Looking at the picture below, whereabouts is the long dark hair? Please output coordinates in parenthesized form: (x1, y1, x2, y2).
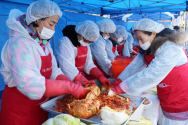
(62, 25, 81, 47)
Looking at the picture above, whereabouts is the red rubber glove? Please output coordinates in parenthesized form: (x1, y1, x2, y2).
(113, 78, 122, 86)
(99, 76, 111, 87)
(82, 81, 96, 87)
(115, 55, 132, 60)
(74, 81, 83, 86)
(133, 46, 140, 53)
(73, 73, 88, 83)
(90, 67, 111, 87)
(131, 50, 138, 55)
(56, 75, 72, 82)
(75, 80, 96, 87)
(44, 79, 87, 99)
(112, 85, 125, 94)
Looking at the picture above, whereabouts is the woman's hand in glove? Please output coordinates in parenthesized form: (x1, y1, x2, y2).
(99, 76, 111, 87)
(113, 78, 122, 86)
(82, 81, 96, 87)
(112, 85, 125, 94)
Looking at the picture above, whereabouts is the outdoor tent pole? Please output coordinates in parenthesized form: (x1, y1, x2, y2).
(101, 7, 103, 17)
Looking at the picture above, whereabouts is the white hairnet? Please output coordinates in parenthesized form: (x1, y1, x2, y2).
(160, 22, 173, 30)
(97, 19, 116, 33)
(132, 18, 164, 33)
(75, 20, 99, 41)
(26, 0, 62, 25)
(114, 25, 128, 39)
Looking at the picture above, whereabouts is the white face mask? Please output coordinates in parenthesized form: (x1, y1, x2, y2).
(37, 21, 55, 40)
(117, 37, 123, 43)
(103, 35, 110, 40)
(78, 40, 90, 46)
(140, 41, 151, 50)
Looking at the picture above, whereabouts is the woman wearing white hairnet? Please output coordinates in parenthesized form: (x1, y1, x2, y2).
(105, 25, 132, 60)
(111, 18, 188, 125)
(116, 31, 138, 58)
(56, 21, 111, 87)
(90, 19, 116, 77)
(0, 1, 88, 125)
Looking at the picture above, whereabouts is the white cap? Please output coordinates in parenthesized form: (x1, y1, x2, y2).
(26, 0, 62, 25)
(75, 20, 99, 42)
(132, 18, 164, 33)
(97, 19, 116, 33)
(114, 25, 128, 39)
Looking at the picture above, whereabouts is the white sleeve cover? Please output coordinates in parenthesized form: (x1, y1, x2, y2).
(118, 53, 146, 81)
(120, 41, 187, 96)
(83, 46, 96, 74)
(126, 33, 134, 53)
(90, 35, 112, 75)
(56, 37, 79, 80)
(105, 39, 116, 61)
(122, 41, 131, 57)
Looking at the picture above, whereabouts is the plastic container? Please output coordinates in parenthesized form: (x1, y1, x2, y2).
(109, 59, 132, 78)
